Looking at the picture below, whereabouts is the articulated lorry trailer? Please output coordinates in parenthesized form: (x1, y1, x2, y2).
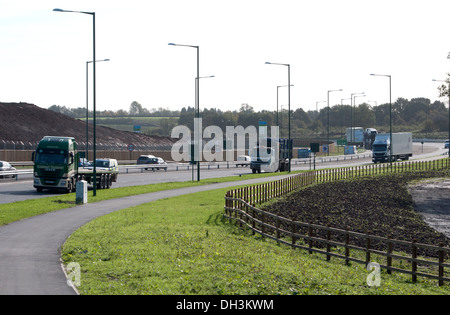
(372, 132, 413, 163)
(32, 136, 118, 193)
(346, 127, 364, 147)
(250, 138, 292, 173)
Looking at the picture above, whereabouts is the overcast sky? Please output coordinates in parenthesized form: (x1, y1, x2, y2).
(1, 0, 449, 115)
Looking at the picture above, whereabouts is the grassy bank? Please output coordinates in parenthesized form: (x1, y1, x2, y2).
(61, 179, 449, 295)
(0, 171, 292, 226)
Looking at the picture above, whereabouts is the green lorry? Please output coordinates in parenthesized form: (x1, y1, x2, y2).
(32, 136, 118, 193)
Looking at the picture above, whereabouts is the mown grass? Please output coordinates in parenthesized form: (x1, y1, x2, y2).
(0, 171, 293, 226)
(61, 185, 449, 295)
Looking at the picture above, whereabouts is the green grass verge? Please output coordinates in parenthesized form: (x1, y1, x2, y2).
(61, 187, 449, 295)
(0, 171, 294, 226)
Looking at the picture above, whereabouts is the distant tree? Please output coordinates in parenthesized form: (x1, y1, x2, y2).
(437, 73, 450, 98)
(129, 101, 142, 116)
(355, 103, 375, 127)
(239, 103, 254, 113)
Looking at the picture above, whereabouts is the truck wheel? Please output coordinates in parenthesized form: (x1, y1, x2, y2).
(106, 174, 111, 188)
(97, 176, 103, 190)
(66, 179, 73, 193)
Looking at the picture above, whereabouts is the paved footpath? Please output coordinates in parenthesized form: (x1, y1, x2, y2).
(0, 175, 290, 295)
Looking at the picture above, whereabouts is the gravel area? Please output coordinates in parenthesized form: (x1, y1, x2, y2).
(409, 178, 450, 239)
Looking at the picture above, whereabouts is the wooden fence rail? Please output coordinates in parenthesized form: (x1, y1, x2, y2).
(224, 158, 450, 286)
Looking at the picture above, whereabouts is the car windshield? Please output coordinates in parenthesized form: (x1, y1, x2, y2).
(0, 162, 3, 167)
(35, 149, 68, 164)
(372, 144, 386, 152)
(95, 160, 109, 167)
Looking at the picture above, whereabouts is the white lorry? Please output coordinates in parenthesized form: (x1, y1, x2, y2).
(346, 127, 364, 147)
(372, 132, 413, 163)
(250, 138, 292, 173)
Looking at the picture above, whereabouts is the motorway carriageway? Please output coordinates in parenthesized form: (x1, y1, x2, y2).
(0, 142, 446, 205)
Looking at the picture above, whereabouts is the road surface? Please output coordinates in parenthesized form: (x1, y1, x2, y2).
(0, 142, 445, 204)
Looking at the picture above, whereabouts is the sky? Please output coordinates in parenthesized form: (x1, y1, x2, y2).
(1, 0, 450, 115)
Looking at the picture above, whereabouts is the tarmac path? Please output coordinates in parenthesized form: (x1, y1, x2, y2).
(0, 174, 291, 295)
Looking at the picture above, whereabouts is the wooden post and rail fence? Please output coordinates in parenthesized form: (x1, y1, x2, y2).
(224, 158, 450, 286)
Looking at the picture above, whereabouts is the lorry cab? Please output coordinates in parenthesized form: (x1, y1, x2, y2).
(372, 138, 389, 162)
(372, 133, 412, 163)
(249, 137, 291, 173)
(33, 136, 78, 192)
(250, 146, 279, 173)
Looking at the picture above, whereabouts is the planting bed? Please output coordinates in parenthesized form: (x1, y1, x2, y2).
(261, 170, 450, 257)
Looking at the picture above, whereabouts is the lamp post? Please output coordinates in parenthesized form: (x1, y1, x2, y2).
(327, 89, 343, 156)
(193, 75, 214, 181)
(448, 53, 450, 157)
(169, 43, 201, 181)
(86, 58, 109, 161)
(316, 100, 326, 138)
(341, 98, 351, 139)
(54, 8, 99, 195)
(353, 93, 366, 136)
(371, 73, 392, 165)
(277, 85, 294, 127)
(350, 92, 365, 144)
(266, 62, 291, 172)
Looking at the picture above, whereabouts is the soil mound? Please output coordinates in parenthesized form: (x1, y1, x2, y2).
(0, 102, 175, 148)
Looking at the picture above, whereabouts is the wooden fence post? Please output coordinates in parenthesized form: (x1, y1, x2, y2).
(366, 233, 371, 264)
(412, 239, 417, 283)
(291, 220, 297, 249)
(308, 222, 313, 254)
(387, 234, 393, 275)
(252, 207, 256, 235)
(439, 243, 444, 286)
(261, 212, 265, 240)
(326, 225, 331, 261)
(345, 230, 350, 265)
(276, 216, 281, 242)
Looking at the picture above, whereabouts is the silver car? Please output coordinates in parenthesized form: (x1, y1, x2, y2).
(0, 161, 16, 178)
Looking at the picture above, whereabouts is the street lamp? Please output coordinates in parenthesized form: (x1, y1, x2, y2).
(353, 93, 366, 140)
(54, 8, 99, 195)
(316, 100, 326, 138)
(86, 58, 109, 160)
(371, 73, 392, 165)
(169, 43, 201, 181)
(327, 89, 343, 156)
(341, 98, 351, 139)
(350, 92, 364, 144)
(266, 62, 291, 172)
(277, 85, 294, 127)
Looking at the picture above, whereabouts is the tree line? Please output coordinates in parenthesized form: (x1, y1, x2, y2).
(49, 97, 449, 139)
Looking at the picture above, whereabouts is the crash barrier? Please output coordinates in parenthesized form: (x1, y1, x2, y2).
(224, 158, 450, 286)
